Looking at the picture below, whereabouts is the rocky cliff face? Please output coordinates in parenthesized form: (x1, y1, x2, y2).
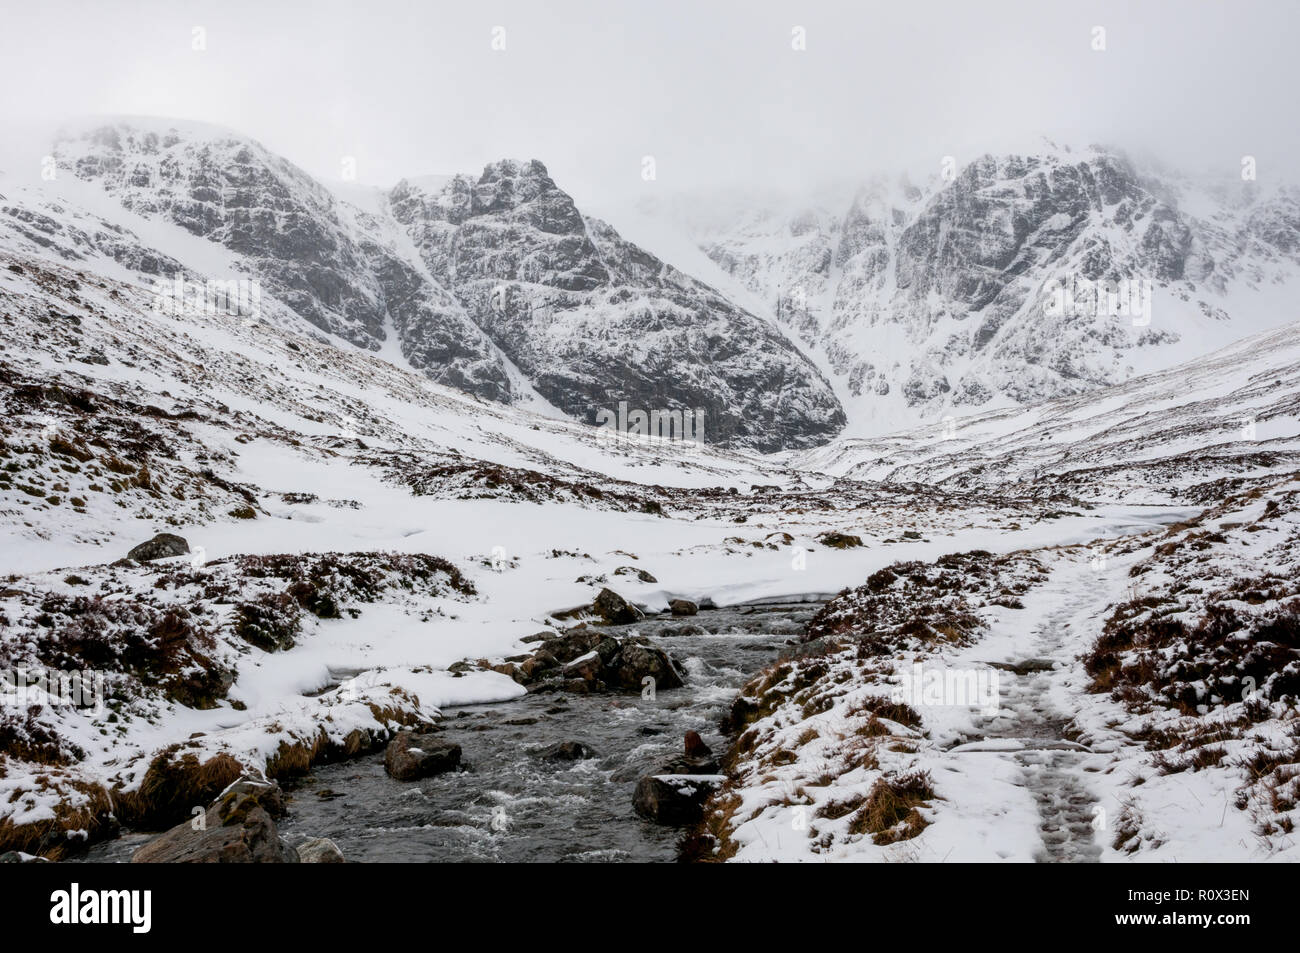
(33, 122, 845, 451)
(388, 159, 845, 451)
(49, 120, 515, 401)
(685, 145, 1300, 431)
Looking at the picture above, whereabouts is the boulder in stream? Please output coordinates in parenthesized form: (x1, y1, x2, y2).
(384, 731, 462, 781)
(632, 733, 725, 825)
(503, 625, 684, 695)
(296, 836, 346, 863)
(633, 775, 725, 825)
(535, 741, 599, 761)
(132, 778, 298, 863)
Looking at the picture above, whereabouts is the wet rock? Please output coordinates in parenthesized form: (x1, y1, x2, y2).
(384, 731, 462, 781)
(668, 599, 699, 616)
(538, 628, 604, 664)
(132, 779, 297, 863)
(593, 588, 646, 625)
(535, 741, 599, 761)
(632, 775, 724, 825)
(609, 643, 684, 691)
(563, 651, 604, 683)
(632, 731, 725, 824)
(817, 531, 863, 549)
(296, 837, 346, 863)
(684, 730, 712, 759)
(0, 851, 48, 863)
(517, 627, 683, 694)
(126, 532, 190, 562)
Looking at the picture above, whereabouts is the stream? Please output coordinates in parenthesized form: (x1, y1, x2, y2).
(274, 603, 815, 862)
(72, 602, 814, 863)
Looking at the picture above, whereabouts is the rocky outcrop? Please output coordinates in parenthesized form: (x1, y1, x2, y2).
(132, 779, 297, 863)
(51, 122, 845, 451)
(52, 121, 513, 401)
(687, 146, 1300, 430)
(488, 625, 684, 694)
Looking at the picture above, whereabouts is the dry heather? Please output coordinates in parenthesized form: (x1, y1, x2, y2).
(1082, 476, 1300, 845)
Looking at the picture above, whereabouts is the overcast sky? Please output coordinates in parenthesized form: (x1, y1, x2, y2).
(1, 0, 1296, 209)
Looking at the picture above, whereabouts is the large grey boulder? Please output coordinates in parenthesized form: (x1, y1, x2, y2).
(126, 533, 190, 562)
(132, 779, 298, 863)
(384, 731, 462, 781)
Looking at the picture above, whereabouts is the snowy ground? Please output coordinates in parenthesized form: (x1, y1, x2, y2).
(1, 246, 1297, 862)
(703, 477, 1300, 863)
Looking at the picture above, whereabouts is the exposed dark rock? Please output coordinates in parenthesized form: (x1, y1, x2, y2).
(535, 741, 599, 761)
(613, 565, 658, 583)
(632, 775, 723, 825)
(817, 531, 863, 549)
(502, 625, 684, 695)
(389, 159, 846, 452)
(383, 732, 462, 781)
(592, 588, 646, 625)
(132, 779, 297, 863)
(684, 730, 712, 759)
(632, 730, 725, 824)
(126, 532, 190, 562)
(668, 599, 699, 616)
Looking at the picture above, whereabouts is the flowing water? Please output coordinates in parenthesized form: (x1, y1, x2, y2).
(74, 602, 815, 864)
(274, 603, 815, 862)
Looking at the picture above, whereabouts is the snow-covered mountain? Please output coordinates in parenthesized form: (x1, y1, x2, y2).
(388, 160, 845, 451)
(3, 116, 1300, 866)
(2, 119, 845, 452)
(657, 143, 1300, 436)
(44, 120, 517, 402)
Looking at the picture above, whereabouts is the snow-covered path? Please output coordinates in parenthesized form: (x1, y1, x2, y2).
(960, 591, 1105, 862)
(931, 566, 1118, 862)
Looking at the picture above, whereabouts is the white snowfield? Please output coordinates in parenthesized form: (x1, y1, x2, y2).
(0, 126, 1297, 862)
